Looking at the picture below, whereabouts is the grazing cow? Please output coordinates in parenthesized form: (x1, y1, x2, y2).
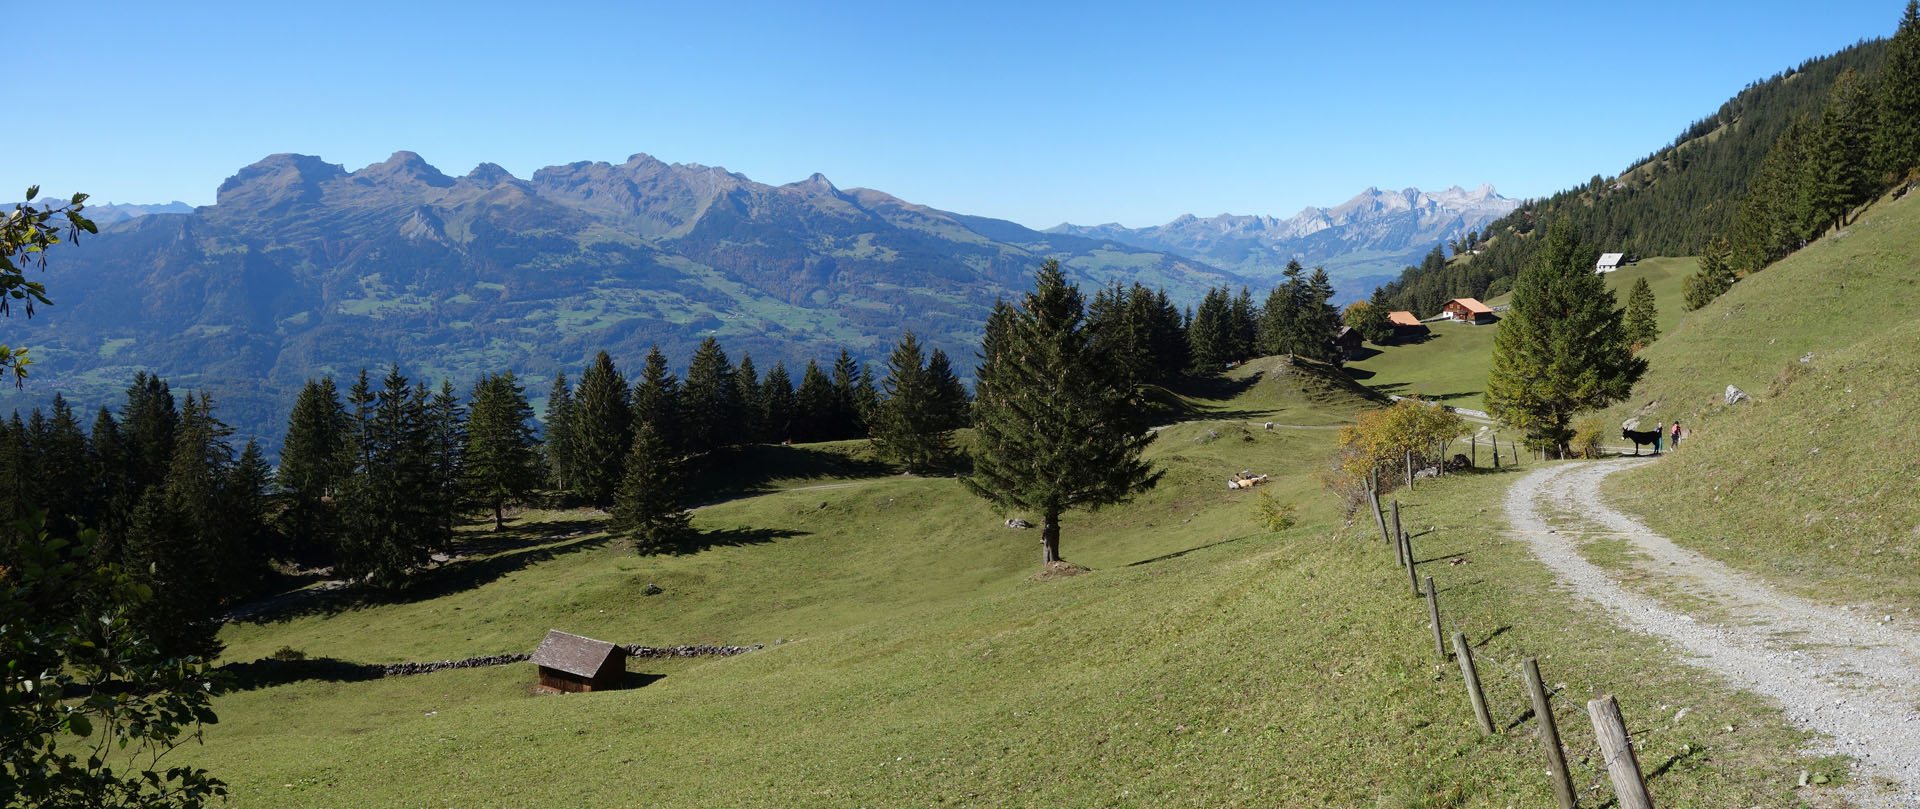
(1621, 428, 1660, 455)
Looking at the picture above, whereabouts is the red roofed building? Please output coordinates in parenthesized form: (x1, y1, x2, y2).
(1441, 298, 1494, 325)
(1386, 311, 1421, 328)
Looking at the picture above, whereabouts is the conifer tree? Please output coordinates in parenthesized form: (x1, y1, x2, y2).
(278, 378, 348, 562)
(224, 438, 277, 577)
(854, 364, 880, 433)
(924, 348, 970, 431)
(1874, 1, 1920, 178)
(543, 371, 577, 495)
(87, 406, 133, 539)
(1684, 235, 1738, 311)
(119, 371, 177, 494)
(346, 368, 375, 468)
(39, 394, 92, 536)
(1301, 267, 1342, 360)
(631, 346, 683, 458)
(683, 337, 740, 455)
(570, 351, 632, 506)
(1623, 276, 1660, 348)
(465, 372, 541, 530)
(830, 350, 863, 439)
(1807, 68, 1875, 232)
(735, 353, 763, 443)
(1142, 288, 1189, 383)
(872, 331, 953, 473)
(427, 380, 467, 532)
(1486, 223, 1647, 455)
(964, 261, 1162, 569)
(1229, 287, 1258, 361)
(611, 423, 692, 555)
(754, 362, 791, 443)
(337, 365, 442, 586)
(0, 414, 30, 550)
(795, 360, 836, 442)
(1187, 287, 1232, 372)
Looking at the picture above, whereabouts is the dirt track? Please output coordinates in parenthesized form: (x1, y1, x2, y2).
(1504, 459, 1920, 807)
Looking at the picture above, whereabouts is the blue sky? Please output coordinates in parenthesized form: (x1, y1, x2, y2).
(20, 1, 1901, 229)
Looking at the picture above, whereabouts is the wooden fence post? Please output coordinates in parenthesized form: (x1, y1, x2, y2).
(1404, 531, 1421, 597)
(1587, 694, 1653, 809)
(1524, 658, 1577, 809)
(1492, 433, 1501, 469)
(1452, 632, 1496, 735)
(1470, 435, 1477, 468)
(1391, 500, 1404, 565)
(1405, 449, 1414, 490)
(1370, 470, 1391, 546)
(1424, 576, 1446, 660)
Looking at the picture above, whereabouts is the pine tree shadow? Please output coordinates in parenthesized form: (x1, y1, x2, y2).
(233, 530, 611, 625)
(219, 657, 386, 691)
(686, 444, 895, 503)
(675, 526, 808, 554)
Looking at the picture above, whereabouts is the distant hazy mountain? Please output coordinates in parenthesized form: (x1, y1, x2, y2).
(11, 151, 1241, 444)
(1049, 185, 1521, 297)
(81, 201, 196, 225)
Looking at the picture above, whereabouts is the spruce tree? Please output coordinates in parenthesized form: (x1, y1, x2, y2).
(1684, 236, 1737, 311)
(543, 371, 578, 496)
(224, 438, 278, 576)
(761, 362, 796, 443)
(337, 365, 442, 587)
(735, 353, 763, 443)
(1301, 267, 1342, 361)
(465, 372, 541, 530)
(924, 348, 970, 431)
(1486, 223, 1647, 455)
(1228, 287, 1258, 361)
(427, 380, 467, 533)
(682, 336, 739, 455)
(38, 394, 92, 536)
(1806, 68, 1875, 232)
(631, 346, 683, 458)
(610, 423, 692, 556)
(872, 331, 953, 473)
(1258, 279, 1297, 356)
(854, 364, 880, 434)
(830, 350, 862, 439)
(87, 406, 133, 541)
(1874, 1, 1920, 179)
(1142, 288, 1188, 383)
(964, 261, 1162, 570)
(1623, 277, 1660, 348)
(279, 377, 348, 562)
(570, 351, 632, 506)
(119, 371, 177, 494)
(1187, 287, 1232, 372)
(795, 360, 836, 442)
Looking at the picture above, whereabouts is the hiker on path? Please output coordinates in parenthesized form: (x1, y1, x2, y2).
(1671, 421, 1682, 449)
(1656, 422, 1664, 453)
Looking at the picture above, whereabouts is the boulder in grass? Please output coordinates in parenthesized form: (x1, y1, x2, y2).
(1725, 384, 1750, 405)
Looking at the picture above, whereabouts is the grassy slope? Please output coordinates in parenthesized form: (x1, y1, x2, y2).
(1603, 189, 1920, 612)
(187, 364, 1836, 807)
(1343, 258, 1693, 413)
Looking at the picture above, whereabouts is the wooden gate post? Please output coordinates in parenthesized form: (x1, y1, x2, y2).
(1587, 694, 1653, 809)
(1524, 658, 1577, 809)
(1424, 576, 1446, 659)
(1452, 632, 1496, 735)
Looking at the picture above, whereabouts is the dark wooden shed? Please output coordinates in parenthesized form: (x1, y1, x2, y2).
(1333, 326, 1364, 357)
(530, 630, 627, 693)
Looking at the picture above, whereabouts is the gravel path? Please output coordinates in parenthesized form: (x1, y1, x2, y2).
(1504, 459, 1920, 806)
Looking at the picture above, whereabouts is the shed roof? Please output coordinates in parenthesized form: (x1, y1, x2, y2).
(1335, 325, 1355, 338)
(1387, 310, 1421, 327)
(1596, 252, 1626, 266)
(531, 630, 623, 678)
(1446, 298, 1493, 314)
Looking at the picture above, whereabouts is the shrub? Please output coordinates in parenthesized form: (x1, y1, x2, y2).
(1570, 417, 1604, 459)
(270, 645, 308, 662)
(1253, 491, 1298, 533)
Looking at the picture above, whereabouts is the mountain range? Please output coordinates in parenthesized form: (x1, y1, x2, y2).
(10, 151, 1242, 443)
(10, 150, 1507, 446)
(1049, 185, 1520, 295)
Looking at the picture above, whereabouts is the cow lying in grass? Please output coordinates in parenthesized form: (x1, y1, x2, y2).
(1621, 428, 1660, 455)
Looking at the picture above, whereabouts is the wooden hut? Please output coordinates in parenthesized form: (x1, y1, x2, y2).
(1333, 325, 1364, 358)
(1386, 310, 1425, 340)
(530, 630, 627, 693)
(1441, 297, 1494, 324)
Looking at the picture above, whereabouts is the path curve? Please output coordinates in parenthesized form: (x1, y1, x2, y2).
(1504, 460, 1920, 807)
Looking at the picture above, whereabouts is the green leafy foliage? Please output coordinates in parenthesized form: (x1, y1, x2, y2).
(0, 188, 95, 386)
(1623, 276, 1660, 348)
(463, 372, 541, 530)
(1, 511, 226, 808)
(610, 423, 691, 555)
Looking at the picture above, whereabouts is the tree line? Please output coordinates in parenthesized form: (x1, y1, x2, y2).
(1375, 2, 1920, 317)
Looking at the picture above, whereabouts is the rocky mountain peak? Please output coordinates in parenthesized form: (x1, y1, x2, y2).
(215, 153, 347, 209)
(353, 151, 455, 188)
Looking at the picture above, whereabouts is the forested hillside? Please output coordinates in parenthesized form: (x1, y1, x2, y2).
(1379, 6, 1916, 316)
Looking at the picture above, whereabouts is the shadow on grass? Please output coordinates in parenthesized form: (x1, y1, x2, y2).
(219, 657, 385, 691)
(1126, 532, 1263, 567)
(235, 527, 611, 625)
(624, 671, 667, 689)
(686, 444, 896, 503)
(678, 526, 809, 554)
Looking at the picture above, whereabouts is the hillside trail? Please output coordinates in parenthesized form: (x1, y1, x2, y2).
(1504, 460, 1920, 807)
